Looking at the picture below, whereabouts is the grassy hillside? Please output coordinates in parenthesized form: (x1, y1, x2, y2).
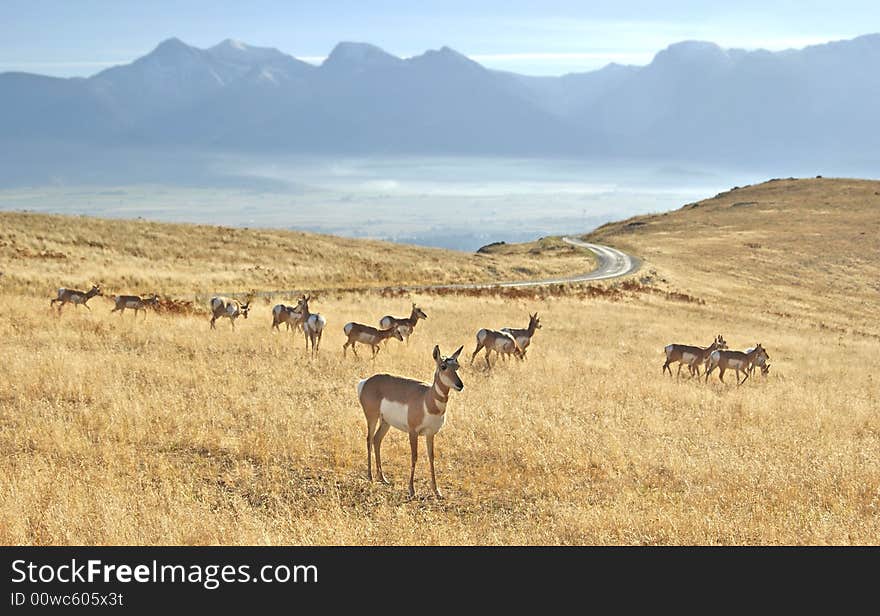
(1, 179, 878, 545)
(587, 177, 880, 338)
(0, 212, 594, 298)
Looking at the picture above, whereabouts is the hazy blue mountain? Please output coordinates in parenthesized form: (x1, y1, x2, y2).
(2, 34, 880, 171)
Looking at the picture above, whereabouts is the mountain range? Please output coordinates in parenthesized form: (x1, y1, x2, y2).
(3, 34, 880, 167)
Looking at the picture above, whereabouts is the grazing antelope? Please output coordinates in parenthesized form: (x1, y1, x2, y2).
(705, 344, 770, 385)
(110, 293, 159, 319)
(662, 335, 727, 378)
(209, 296, 250, 330)
(379, 303, 428, 343)
(343, 322, 404, 358)
(501, 312, 541, 357)
(50, 284, 102, 312)
(271, 303, 303, 332)
(298, 295, 326, 356)
(745, 346, 772, 377)
(470, 328, 524, 368)
(358, 344, 464, 498)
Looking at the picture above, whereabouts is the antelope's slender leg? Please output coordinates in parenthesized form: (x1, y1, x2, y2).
(373, 420, 391, 484)
(365, 415, 377, 481)
(718, 367, 725, 383)
(426, 433, 442, 498)
(408, 431, 419, 497)
(485, 348, 492, 369)
(470, 344, 482, 365)
(662, 360, 670, 375)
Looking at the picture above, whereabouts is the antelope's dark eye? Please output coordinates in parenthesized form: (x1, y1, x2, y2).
(440, 362, 448, 370)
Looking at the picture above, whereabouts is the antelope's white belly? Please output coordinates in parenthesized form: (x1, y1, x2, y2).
(379, 399, 410, 432)
(123, 299, 141, 308)
(681, 352, 698, 364)
(417, 405, 446, 436)
(355, 331, 377, 344)
(397, 324, 413, 337)
(491, 338, 513, 352)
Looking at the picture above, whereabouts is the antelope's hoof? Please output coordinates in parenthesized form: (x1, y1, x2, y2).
(379, 475, 391, 485)
(408, 487, 415, 498)
(432, 489, 444, 499)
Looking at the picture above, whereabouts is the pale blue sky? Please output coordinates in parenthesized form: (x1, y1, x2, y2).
(1, 0, 877, 76)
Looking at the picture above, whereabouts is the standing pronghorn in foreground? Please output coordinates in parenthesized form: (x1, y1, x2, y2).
(298, 295, 326, 356)
(379, 303, 428, 343)
(358, 345, 464, 498)
(50, 284, 102, 312)
(470, 328, 524, 368)
(501, 312, 542, 357)
(705, 344, 770, 385)
(343, 322, 404, 358)
(662, 335, 727, 377)
(209, 296, 250, 330)
(110, 293, 159, 319)
(271, 303, 303, 332)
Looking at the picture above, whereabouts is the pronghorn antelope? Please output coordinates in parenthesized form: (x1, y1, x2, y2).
(501, 312, 541, 357)
(110, 293, 159, 319)
(358, 344, 464, 498)
(470, 328, 524, 368)
(343, 322, 404, 358)
(271, 303, 303, 332)
(379, 303, 428, 343)
(209, 296, 250, 330)
(298, 295, 326, 356)
(50, 284, 102, 312)
(704, 344, 770, 385)
(745, 346, 772, 377)
(662, 335, 727, 378)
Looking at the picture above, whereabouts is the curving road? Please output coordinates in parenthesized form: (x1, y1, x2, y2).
(401, 237, 640, 292)
(200, 238, 639, 302)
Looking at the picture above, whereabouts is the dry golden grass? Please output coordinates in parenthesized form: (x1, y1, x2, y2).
(1, 178, 878, 545)
(0, 212, 593, 298)
(587, 177, 880, 336)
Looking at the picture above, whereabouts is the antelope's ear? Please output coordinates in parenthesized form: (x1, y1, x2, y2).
(432, 345, 442, 364)
(451, 345, 463, 360)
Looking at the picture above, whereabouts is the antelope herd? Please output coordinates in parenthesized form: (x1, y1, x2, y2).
(48, 281, 774, 497)
(664, 334, 771, 385)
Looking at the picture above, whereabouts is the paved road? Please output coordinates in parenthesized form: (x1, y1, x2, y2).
(402, 237, 639, 291)
(198, 238, 639, 301)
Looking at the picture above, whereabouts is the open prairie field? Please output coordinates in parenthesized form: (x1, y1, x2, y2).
(1, 178, 878, 545)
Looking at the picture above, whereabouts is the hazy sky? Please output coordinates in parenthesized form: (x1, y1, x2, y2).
(1, 0, 876, 76)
